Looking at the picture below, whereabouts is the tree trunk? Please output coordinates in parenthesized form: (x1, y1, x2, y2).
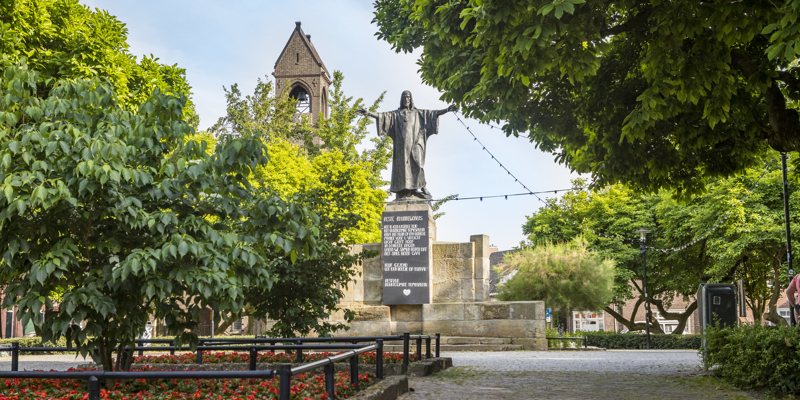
(764, 266, 788, 326)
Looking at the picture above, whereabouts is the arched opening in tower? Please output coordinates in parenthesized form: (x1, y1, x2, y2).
(289, 86, 311, 114)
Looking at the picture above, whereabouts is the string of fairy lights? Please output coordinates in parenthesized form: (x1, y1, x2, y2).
(361, 111, 780, 255)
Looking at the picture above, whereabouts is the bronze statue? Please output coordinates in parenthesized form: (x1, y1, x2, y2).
(358, 91, 457, 201)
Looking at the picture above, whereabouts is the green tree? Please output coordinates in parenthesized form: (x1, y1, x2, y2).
(313, 71, 390, 188)
(372, 0, 800, 196)
(525, 160, 800, 331)
(496, 238, 616, 326)
(0, 0, 199, 128)
(0, 64, 321, 371)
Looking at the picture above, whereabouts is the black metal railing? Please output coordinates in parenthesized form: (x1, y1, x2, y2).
(2, 332, 442, 400)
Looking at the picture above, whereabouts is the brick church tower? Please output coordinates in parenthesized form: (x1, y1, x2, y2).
(273, 22, 331, 125)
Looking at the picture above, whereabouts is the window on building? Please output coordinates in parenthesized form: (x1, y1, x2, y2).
(573, 311, 605, 332)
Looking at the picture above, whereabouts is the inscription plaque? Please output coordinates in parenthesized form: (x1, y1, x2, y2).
(381, 210, 430, 304)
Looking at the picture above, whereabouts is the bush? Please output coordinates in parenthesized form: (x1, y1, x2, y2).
(545, 328, 587, 348)
(704, 324, 800, 395)
(585, 332, 701, 349)
(0, 337, 68, 354)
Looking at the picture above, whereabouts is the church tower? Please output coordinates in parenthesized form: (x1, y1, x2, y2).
(273, 22, 331, 125)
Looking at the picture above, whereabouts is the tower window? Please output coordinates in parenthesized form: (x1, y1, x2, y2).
(289, 86, 310, 113)
(296, 53, 299, 63)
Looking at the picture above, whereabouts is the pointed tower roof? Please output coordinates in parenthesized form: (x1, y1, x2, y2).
(274, 21, 330, 79)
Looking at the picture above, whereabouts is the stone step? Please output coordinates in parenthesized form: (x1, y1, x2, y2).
(439, 337, 512, 345)
(384, 344, 522, 352)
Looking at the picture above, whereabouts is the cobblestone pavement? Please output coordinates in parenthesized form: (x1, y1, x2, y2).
(400, 350, 755, 400)
(0, 354, 92, 371)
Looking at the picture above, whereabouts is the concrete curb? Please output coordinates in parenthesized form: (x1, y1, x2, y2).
(352, 375, 408, 400)
(407, 357, 452, 377)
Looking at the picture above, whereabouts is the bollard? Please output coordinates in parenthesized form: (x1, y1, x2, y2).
(324, 362, 336, 400)
(278, 364, 292, 400)
(295, 340, 303, 363)
(376, 339, 384, 379)
(11, 342, 19, 372)
(350, 352, 359, 391)
(249, 347, 257, 371)
(435, 333, 441, 358)
(402, 332, 410, 368)
(88, 375, 101, 400)
(416, 337, 422, 361)
(196, 347, 203, 364)
(425, 336, 431, 359)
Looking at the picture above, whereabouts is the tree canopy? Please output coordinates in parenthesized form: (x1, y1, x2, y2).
(496, 238, 616, 326)
(372, 0, 800, 196)
(0, 0, 199, 128)
(0, 62, 334, 370)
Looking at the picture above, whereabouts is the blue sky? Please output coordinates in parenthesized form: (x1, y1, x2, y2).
(81, 0, 579, 249)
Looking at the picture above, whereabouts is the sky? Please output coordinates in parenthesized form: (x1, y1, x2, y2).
(81, 0, 579, 250)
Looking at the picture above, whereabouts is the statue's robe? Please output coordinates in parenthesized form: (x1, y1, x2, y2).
(375, 108, 440, 193)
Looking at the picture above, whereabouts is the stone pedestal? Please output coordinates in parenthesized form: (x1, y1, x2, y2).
(329, 202, 546, 350)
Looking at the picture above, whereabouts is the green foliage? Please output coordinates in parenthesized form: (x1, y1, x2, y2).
(208, 73, 390, 245)
(704, 324, 800, 395)
(524, 159, 800, 331)
(314, 71, 390, 189)
(431, 193, 458, 220)
(0, 0, 199, 128)
(208, 77, 308, 142)
(0, 63, 321, 371)
(372, 0, 800, 196)
(496, 238, 615, 321)
(585, 332, 701, 350)
(545, 327, 585, 349)
(0, 336, 67, 353)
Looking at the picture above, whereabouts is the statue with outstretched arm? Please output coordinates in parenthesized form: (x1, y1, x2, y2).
(358, 90, 457, 201)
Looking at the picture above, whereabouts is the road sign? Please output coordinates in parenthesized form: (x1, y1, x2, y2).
(546, 308, 551, 323)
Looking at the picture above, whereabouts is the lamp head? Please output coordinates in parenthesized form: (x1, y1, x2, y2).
(635, 228, 651, 241)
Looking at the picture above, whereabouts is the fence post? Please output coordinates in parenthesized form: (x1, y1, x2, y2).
(349, 352, 359, 391)
(402, 332, 410, 368)
(120, 347, 129, 369)
(278, 363, 292, 400)
(170, 340, 175, 356)
(88, 375, 101, 400)
(425, 336, 431, 359)
(416, 337, 422, 361)
(196, 347, 203, 365)
(138, 343, 144, 357)
(324, 362, 336, 400)
(435, 333, 440, 358)
(11, 342, 19, 372)
(249, 347, 257, 371)
(295, 340, 303, 363)
(584, 336, 588, 349)
(376, 339, 384, 380)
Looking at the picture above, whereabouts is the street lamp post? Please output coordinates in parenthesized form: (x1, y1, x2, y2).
(781, 153, 796, 326)
(636, 228, 652, 350)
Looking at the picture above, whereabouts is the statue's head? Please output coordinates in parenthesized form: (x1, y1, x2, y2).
(400, 90, 416, 110)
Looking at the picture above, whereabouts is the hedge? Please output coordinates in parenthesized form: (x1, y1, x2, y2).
(585, 332, 701, 349)
(705, 324, 800, 396)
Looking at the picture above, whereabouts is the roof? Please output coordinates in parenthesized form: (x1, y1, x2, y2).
(274, 22, 330, 79)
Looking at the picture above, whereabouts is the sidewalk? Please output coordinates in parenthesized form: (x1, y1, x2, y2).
(399, 350, 753, 400)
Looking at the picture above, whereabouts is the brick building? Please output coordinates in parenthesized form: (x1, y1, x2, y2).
(273, 21, 330, 125)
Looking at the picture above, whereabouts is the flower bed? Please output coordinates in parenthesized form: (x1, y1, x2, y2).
(133, 351, 413, 365)
(0, 367, 374, 399)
